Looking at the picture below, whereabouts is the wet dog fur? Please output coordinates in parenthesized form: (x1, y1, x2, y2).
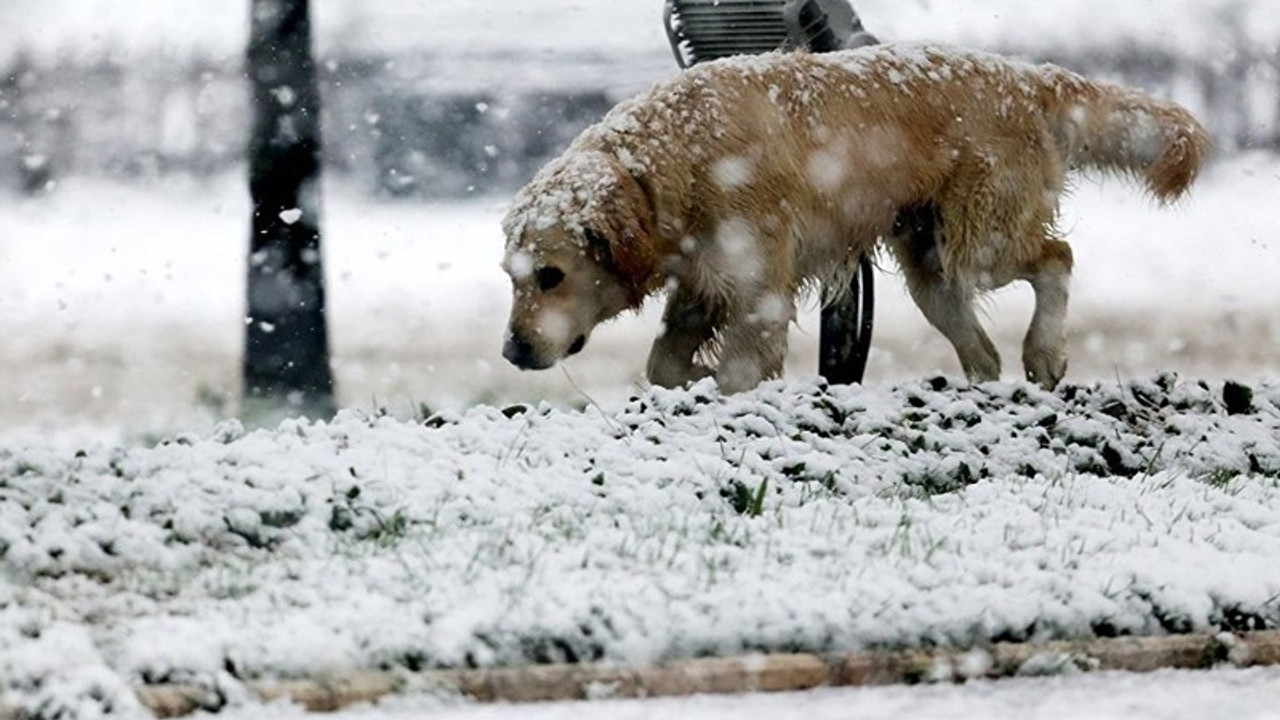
(501, 44, 1210, 392)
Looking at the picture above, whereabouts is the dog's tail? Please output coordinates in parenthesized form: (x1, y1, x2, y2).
(1045, 71, 1210, 202)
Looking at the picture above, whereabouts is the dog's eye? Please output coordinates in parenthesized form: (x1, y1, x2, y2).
(536, 266, 565, 291)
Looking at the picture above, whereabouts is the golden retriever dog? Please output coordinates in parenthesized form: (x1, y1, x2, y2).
(500, 44, 1209, 392)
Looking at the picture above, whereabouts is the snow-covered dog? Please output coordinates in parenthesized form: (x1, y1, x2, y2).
(500, 44, 1209, 392)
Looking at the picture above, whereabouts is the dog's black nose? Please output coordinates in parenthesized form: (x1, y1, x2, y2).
(503, 335, 536, 368)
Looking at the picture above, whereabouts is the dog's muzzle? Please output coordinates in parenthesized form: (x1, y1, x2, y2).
(502, 333, 586, 370)
(502, 334, 547, 370)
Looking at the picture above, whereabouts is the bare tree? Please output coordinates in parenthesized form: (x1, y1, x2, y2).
(242, 0, 335, 422)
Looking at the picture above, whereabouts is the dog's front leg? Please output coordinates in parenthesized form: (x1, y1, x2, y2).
(714, 297, 792, 394)
(647, 290, 717, 388)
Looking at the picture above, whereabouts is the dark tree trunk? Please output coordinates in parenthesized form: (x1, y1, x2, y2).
(242, 0, 335, 422)
(3, 54, 57, 195)
(1273, 46, 1280, 151)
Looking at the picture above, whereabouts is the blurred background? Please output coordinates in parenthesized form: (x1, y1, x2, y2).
(4, 0, 1276, 199)
(1, 0, 1278, 438)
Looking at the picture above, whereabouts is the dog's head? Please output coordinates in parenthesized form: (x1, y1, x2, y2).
(500, 150, 658, 371)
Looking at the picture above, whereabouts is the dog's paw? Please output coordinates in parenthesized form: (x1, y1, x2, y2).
(959, 351, 1001, 386)
(716, 356, 769, 395)
(1023, 349, 1067, 390)
(648, 361, 713, 389)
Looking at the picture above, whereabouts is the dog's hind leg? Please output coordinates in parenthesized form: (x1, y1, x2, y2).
(647, 289, 718, 388)
(906, 273, 1001, 384)
(891, 208, 1001, 384)
(1021, 238, 1073, 390)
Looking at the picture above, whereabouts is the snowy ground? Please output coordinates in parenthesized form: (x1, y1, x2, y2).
(4, 372, 1280, 717)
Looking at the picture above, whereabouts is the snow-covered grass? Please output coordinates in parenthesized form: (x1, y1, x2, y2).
(3, 374, 1280, 718)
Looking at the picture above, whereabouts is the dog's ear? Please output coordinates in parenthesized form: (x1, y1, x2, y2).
(591, 167, 660, 306)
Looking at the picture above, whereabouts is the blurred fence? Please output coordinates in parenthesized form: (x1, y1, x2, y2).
(1, 44, 1277, 198)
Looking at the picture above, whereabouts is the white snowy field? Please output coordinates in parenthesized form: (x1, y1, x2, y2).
(4, 368, 1280, 718)
(1, 154, 1279, 438)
